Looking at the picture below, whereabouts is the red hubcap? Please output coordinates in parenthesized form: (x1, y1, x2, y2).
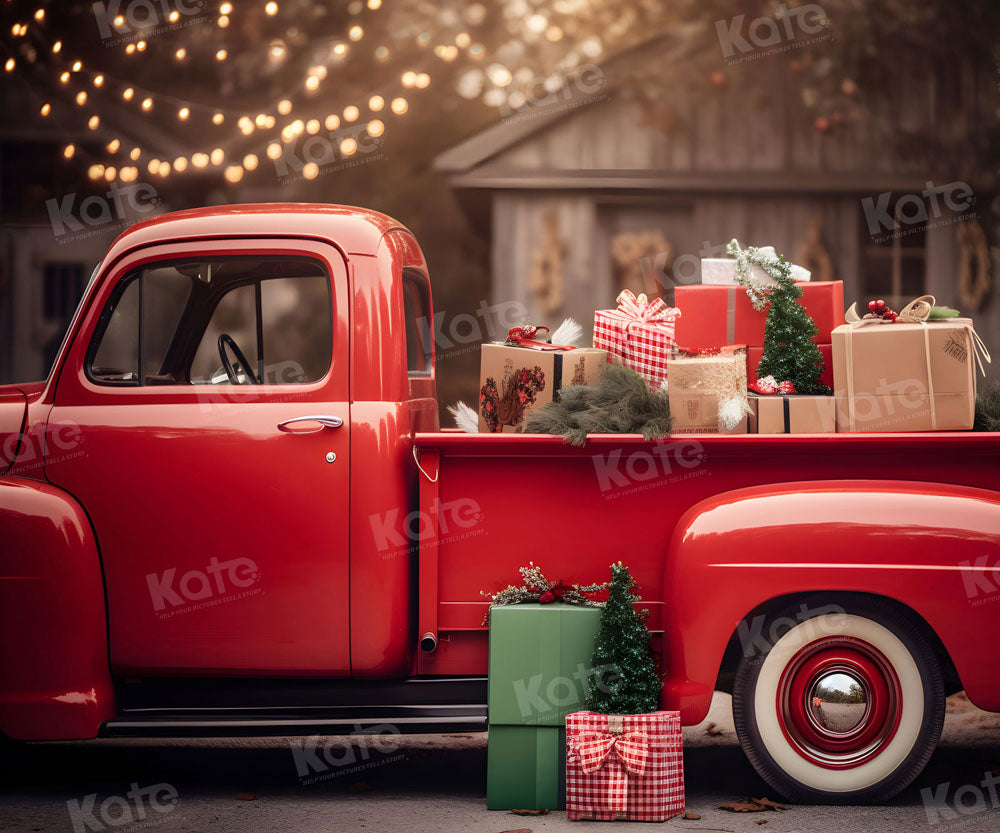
(776, 636, 902, 769)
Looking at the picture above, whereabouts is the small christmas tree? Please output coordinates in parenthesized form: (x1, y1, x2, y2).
(586, 562, 661, 714)
(727, 240, 830, 395)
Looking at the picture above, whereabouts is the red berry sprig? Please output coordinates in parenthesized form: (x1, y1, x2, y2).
(863, 298, 898, 322)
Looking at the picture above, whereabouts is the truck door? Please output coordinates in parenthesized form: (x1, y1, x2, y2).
(47, 239, 352, 675)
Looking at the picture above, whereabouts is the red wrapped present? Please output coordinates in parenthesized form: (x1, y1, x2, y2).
(593, 291, 681, 389)
(565, 711, 684, 822)
(674, 281, 845, 350)
(748, 344, 834, 389)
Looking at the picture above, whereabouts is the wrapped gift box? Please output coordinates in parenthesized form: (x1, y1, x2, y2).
(593, 291, 681, 389)
(488, 604, 602, 726)
(479, 343, 607, 433)
(674, 281, 844, 350)
(566, 711, 685, 822)
(756, 394, 837, 434)
(487, 604, 602, 811)
(667, 350, 750, 434)
(749, 344, 833, 390)
(487, 725, 565, 810)
(701, 257, 811, 287)
(832, 320, 982, 432)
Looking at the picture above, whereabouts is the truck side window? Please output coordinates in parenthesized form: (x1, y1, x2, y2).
(402, 268, 432, 375)
(87, 257, 332, 386)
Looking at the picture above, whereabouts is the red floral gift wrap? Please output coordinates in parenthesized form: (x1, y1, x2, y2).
(593, 291, 681, 389)
(565, 710, 685, 822)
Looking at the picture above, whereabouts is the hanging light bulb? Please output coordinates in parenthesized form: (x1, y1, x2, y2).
(120, 166, 138, 182)
(104, 166, 117, 182)
(63, 144, 76, 159)
(367, 119, 384, 137)
(76, 91, 88, 106)
(158, 161, 171, 177)
(340, 137, 357, 156)
(175, 48, 186, 60)
(305, 75, 320, 91)
(212, 112, 225, 125)
(277, 99, 292, 115)
(390, 97, 408, 115)
(224, 165, 244, 183)
(266, 142, 282, 160)
(243, 154, 259, 171)
(306, 119, 320, 134)
(192, 152, 209, 168)
(343, 105, 359, 122)
(125, 44, 136, 54)
(123, 87, 135, 101)
(401, 71, 416, 87)
(34, 8, 45, 21)
(93, 74, 105, 86)
(147, 159, 160, 175)
(71, 60, 82, 72)
(269, 40, 287, 60)
(136, 40, 147, 51)
(220, 2, 233, 13)
(265, 1, 278, 14)
(59, 71, 70, 83)
(218, 15, 229, 27)
(210, 148, 225, 165)
(178, 107, 190, 120)
(168, 9, 180, 22)
(348, 25, 363, 41)
(302, 162, 319, 180)
(367, 0, 381, 8)
(368, 95, 384, 111)
(113, 14, 125, 26)
(107, 139, 121, 153)
(254, 113, 268, 128)
(4, 58, 15, 72)
(40, 102, 51, 116)
(216, 49, 228, 61)
(88, 164, 105, 181)
(87, 115, 100, 130)
(174, 157, 188, 172)
(324, 114, 340, 130)
(331, 42, 347, 56)
(52, 41, 62, 53)
(141, 97, 153, 110)
(130, 147, 142, 161)
(415, 73, 430, 88)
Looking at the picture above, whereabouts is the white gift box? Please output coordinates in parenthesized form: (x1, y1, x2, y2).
(701, 257, 811, 287)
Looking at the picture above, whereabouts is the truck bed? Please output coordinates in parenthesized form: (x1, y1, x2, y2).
(412, 430, 1000, 683)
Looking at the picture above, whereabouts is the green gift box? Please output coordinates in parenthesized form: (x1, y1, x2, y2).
(486, 604, 601, 810)
(488, 603, 602, 726)
(486, 725, 565, 810)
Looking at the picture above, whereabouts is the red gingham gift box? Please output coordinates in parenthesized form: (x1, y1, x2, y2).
(565, 710, 685, 822)
(593, 291, 681, 389)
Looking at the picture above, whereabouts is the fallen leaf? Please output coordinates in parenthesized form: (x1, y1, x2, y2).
(755, 820, 769, 826)
(718, 801, 764, 813)
(751, 797, 788, 811)
(681, 810, 702, 819)
(704, 722, 724, 737)
(348, 782, 371, 793)
(235, 793, 256, 801)
(510, 809, 548, 816)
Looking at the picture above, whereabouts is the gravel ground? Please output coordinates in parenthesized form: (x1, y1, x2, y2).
(1, 693, 998, 833)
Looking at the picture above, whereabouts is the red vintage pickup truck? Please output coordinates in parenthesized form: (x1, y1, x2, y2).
(1, 204, 998, 804)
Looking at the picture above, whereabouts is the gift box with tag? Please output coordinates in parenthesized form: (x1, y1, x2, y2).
(479, 327, 608, 434)
(593, 291, 681, 389)
(565, 710, 685, 822)
(832, 295, 991, 432)
(666, 347, 751, 434)
(487, 604, 602, 810)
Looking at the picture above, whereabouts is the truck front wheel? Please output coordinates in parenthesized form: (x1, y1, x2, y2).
(732, 597, 945, 803)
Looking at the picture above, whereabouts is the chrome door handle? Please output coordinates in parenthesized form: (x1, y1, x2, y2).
(277, 415, 344, 432)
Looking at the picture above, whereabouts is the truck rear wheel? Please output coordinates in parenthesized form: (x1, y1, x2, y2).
(732, 597, 944, 803)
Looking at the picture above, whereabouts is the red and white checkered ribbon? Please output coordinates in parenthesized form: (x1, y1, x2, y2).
(593, 291, 681, 388)
(575, 730, 649, 814)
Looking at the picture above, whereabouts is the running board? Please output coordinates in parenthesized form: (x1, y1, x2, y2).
(103, 704, 488, 737)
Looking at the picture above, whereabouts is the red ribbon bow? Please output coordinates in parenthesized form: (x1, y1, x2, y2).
(613, 290, 680, 335)
(751, 375, 796, 395)
(505, 325, 576, 351)
(575, 729, 649, 814)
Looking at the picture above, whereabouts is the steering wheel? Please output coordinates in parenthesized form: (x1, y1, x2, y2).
(218, 333, 259, 384)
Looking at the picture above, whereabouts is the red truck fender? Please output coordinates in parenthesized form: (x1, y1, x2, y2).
(0, 477, 114, 740)
(661, 480, 1000, 725)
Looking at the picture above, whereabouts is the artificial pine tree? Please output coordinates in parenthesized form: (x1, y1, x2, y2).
(586, 562, 661, 714)
(727, 239, 830, 395)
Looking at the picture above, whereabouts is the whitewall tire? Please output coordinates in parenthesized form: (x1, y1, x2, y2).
(732, 597, 945, 803)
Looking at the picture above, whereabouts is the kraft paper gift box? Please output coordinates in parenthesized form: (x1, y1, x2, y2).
(749, 344, 834, 389)
(831, 320, 984, 432)
(756, 395, 837, 434)
(593, 290, 681, 389)
(674, 281, 845, 350)
(565, 711, 685, 822)
(666, 350, 750, 434)
(487, 604, 602, 810)
(479, 342, 608, 433)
